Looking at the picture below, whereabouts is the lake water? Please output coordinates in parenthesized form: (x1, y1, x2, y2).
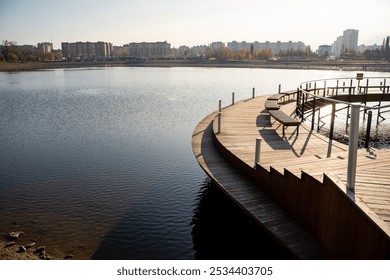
(0, 67, 385, 259)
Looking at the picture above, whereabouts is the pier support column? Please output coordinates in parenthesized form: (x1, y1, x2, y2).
(347, 104, 360, 192)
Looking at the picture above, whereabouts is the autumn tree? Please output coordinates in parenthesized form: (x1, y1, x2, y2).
(1, 40, 18, 62)
(254, 49, 272, 60)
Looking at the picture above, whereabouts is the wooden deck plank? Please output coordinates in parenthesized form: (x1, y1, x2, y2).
(193, 93, 390, 260)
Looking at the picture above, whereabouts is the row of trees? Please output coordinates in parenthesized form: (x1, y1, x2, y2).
(363, 36, 390, 61)
(0, 40, 63, 63)
(205, 46, 314, 61)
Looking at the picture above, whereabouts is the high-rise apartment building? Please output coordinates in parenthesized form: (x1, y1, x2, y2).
(37, 42, 53, 53)
(343, 29, 359, 53)
(331, 29, 359, 57)
(210, 42, 225, 52)
(61, 41, 113, 59)
(226, 40, 306, 55)
(128, 41, 171, 58)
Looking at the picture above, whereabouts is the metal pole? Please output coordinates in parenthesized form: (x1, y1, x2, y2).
(311, 96, 316, 131)
(350, 79, 353, 94)
(347, 104, 360, 192)
(364, 111, 372, 148)
(329, 103, 336, 140)
(218, 112, 221, 134)
(324, 80, 327, 97)
(255, 137, 262, 166)
(302, 91, 306, 121)
(296, 88, 301, 118)
(278, 84, 281, 94)
(218, 100, 222, 134)
(252, 87, 255, 98)
(232, 92, 235, 105)
(317, 106, 321, 132)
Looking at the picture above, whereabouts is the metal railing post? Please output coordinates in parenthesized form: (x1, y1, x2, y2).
(302, 91, 306, 121)
(329, 103, 336, 140)
(347, 104, 360, 192)
(296, 88, 301, 118)
(311, 96, 316, 131)
(255, 137, 261, 166)
(365, 111, 372, 148)
(323, 80, 327, 97)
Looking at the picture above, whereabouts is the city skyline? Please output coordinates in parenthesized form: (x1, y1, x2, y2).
(0, 0, 389, 50)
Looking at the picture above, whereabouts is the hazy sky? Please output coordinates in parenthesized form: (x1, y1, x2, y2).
(0, 0, 389, 50)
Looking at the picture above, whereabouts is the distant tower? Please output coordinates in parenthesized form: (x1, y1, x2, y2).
(342, 29, 359, 53)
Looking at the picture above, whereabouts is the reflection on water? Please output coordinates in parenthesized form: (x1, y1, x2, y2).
(191, 179, 292, 260)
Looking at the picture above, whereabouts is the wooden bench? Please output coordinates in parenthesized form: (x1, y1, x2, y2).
(282, 90, 297, 100)
(268, 110, 300, 137)
(267, 94, 285, 101)
(264, 100, 280, 110)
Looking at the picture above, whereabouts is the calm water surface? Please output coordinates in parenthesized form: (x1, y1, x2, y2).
(0, 67, 384, 259)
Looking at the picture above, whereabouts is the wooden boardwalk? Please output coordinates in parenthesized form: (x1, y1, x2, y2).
(192, 93, 390, 259)
(192, 111, 326, 259)
(213, 95, 390, 236)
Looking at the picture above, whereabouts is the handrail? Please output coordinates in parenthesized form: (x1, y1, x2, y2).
(298, 76, 390, 87)
(300, 88, 390, 111)
(295, 76, 390, 191)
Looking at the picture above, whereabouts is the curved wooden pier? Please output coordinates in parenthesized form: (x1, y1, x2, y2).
(192, 93, 390, 259)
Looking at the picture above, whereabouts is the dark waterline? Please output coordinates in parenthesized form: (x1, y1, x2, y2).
(1, 67, 386, 259)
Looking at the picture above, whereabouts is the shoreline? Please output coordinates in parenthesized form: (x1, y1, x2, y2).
(0, 239, 40, 260)
(1, 59, 390, 72)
